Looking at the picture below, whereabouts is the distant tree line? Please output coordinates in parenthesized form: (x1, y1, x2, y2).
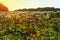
(15, 7, 60, 11)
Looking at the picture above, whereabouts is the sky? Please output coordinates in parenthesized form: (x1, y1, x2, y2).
(0, 0, 60, 11)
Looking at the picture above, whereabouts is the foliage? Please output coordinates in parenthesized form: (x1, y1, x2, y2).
(0, 11, 59, 40)
(0, 3, 9, 12)
(15, 7, 60, 11)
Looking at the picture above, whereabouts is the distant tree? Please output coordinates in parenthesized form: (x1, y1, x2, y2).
(15, 7, 60, 11)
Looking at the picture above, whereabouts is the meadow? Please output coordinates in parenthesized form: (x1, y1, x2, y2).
(0, 11, 59, 40)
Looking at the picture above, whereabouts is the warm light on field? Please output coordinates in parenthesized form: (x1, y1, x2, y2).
(0, 0, 60, 40)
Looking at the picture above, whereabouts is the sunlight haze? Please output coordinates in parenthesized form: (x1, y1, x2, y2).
(0, 0, 60, 11)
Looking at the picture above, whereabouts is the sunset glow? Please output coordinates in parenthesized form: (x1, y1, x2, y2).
(0, 0, 60, 11)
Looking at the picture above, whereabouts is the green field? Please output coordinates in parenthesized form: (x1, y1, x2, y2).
(0, 11, 59, 40)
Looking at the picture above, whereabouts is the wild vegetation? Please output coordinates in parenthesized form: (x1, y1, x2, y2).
(0, 11, 59, 40)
